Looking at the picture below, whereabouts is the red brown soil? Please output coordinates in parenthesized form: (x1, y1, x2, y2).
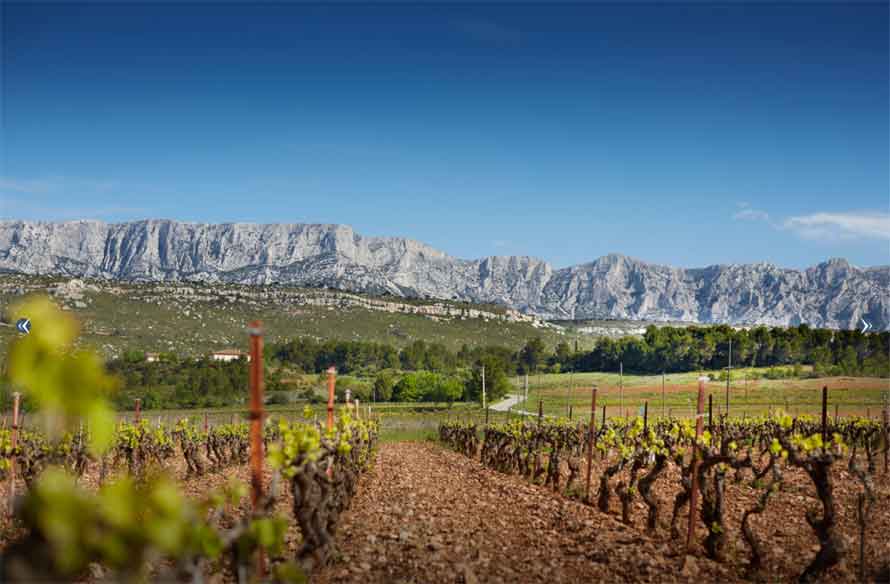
(2, 442, 888, 583)
(314, 442, 890, 583)
(539, 376, 890, 397)
(314, 441, 704, 583)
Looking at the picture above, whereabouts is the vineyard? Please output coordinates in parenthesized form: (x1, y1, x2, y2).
(440, 404, 890, 582)
(1, 295, 889, 583)
(0, 415, 378, 582)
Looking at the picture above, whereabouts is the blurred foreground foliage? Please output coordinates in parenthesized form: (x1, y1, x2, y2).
(1, 295, 302, 583)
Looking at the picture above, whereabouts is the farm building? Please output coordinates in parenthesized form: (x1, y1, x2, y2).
(210, 349, 251, 362)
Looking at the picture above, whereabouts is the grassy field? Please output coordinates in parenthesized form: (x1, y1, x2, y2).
(94, 365, 887, 445)
(507, 369, 889, 419)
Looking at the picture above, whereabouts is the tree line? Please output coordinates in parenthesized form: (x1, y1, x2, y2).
(268, 325, 889, 378)
(104, 352, 287, 410)
(563, 324, 889, 377)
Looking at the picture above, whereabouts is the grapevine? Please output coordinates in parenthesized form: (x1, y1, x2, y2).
(440, 409, 887, 582)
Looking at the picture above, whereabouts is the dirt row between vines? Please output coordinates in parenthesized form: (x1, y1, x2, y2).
(314, 441, 725, 583)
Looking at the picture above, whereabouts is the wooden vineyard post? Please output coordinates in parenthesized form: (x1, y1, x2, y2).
(134, 398, 141, 423)
(247, 321, 266, 576)
(567, 369, 573, 418)
(8, 392, 20, 516)
(686, 377, 707, 555)
(481, 365, 486, 417)
(600, 403, 607, 460)
(643, 401, 648, 431)
(524, 373, 529, 412)
(204, 412, 209, 433)
(326, 366, 336, 432)
(725, 338, 732, 418)
(538, 400, 543, 426)
(662, 371, 666, 419)
(585, 386, 598, 503)
(708, 393, 713, 432)
(619, 361, 624, 419)
(821, 386, 828, 445)
(881, 394, 889, 474)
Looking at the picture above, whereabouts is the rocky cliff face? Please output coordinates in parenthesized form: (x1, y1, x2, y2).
(1, 219, 887, 330)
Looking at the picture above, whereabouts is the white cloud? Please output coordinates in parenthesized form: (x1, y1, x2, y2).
(731, 204, 889, 242)
(733, 208, 771, 222)
(782, 211, 890, 241)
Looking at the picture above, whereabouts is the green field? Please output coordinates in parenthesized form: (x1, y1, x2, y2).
(506, 369, 889, 419)
(98, 366, 887, 441)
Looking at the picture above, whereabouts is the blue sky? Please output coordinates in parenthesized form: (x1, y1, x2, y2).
(1, 2, 888, 268)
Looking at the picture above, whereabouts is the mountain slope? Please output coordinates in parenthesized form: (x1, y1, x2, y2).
(1, 219, 887, 329)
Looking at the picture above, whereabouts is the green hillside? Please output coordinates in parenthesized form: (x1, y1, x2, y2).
(0, 274, 592, 358)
